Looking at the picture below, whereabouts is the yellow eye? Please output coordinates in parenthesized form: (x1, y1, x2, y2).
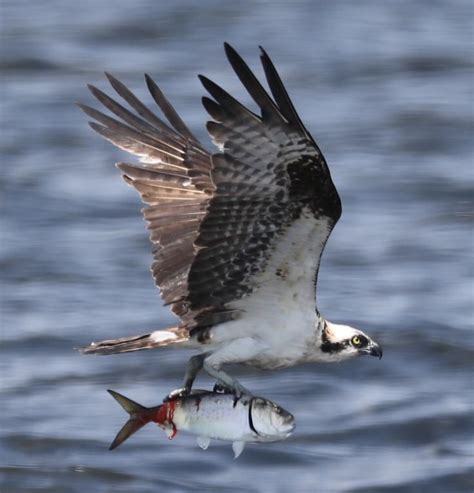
(352, 336, 361, 346)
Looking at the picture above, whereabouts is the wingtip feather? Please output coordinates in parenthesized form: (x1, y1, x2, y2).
(87, 83, 100, 96)
(223, 41, 237, 59)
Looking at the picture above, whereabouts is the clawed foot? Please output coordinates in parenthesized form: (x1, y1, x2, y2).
(163, 387, 190, 402)
(213, 381, 252, 397)
(212, 382, 232, 394)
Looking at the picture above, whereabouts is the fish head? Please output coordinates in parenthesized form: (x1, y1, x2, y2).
(249, 398, 295, 441)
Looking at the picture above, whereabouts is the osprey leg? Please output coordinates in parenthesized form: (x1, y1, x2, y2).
(203, 362, 251, 396)
(202, 337, 266, 396)
(165, 353, 207, 400)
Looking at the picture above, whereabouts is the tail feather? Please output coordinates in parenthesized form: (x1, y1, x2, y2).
(108, 389, 157, 450)
(79, 327, 189, 355)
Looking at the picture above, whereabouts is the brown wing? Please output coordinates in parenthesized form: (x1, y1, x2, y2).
(182, 44, 341, 334)
(78, 73, 214, 320)
(80, 44, 341, 336)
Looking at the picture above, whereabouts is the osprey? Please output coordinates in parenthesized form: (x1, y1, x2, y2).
(79, 43, 382, 397)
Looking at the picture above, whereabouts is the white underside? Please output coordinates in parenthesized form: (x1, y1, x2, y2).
(193, 210, 332, 369)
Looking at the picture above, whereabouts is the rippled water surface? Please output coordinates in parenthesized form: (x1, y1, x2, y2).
(1, 1, 473, 492)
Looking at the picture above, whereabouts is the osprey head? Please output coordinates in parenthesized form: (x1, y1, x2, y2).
(320, 320, 383, 361)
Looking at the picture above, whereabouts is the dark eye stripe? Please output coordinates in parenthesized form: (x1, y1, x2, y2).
(353, 335, 368, 347)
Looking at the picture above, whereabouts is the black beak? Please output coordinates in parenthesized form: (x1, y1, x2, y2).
(369, 342, 383, 360)
(360, 342, 383, 359)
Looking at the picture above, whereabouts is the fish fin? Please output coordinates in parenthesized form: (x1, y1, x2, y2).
(165, 427, 178, 440)
(196, 436, 211, 450)
(109, 417, 147, 450)
(107, 390, 153, 450)
(108, 389, 147, 414)
(232, 441, 246, 459)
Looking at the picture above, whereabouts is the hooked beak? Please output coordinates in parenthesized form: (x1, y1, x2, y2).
(360, 342, 383, 360)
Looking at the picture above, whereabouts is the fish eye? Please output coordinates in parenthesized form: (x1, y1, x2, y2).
(351, 336, 361, 346)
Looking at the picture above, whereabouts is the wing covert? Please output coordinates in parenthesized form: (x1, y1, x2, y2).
(185, 44, 341, 331)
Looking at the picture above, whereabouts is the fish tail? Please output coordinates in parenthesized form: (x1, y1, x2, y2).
(79, 327, 189, 355)
(107, 390, 158, 450)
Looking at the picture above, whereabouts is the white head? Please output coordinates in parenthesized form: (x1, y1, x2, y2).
(319, 320, 383, 362)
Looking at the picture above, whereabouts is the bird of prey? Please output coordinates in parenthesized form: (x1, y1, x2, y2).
(79, 43, 382, 397)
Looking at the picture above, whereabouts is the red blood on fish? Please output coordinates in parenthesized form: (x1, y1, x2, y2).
(152, 399, 178, 439)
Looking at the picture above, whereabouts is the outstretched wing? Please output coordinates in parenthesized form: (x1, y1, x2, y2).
(80, 44, 341, 336)
(78, 73, 214, 320)
(184, 44, 341, 333)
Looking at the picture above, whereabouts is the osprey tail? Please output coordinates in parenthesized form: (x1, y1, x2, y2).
(79, 327, 189, 355)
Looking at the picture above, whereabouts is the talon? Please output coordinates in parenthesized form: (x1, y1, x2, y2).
(233, 382, 253, 398)
(213, 382, 232, 393)
(233, 388, 251, 398)
(164, 387, 189, 402)
(213, 380, 252, 397)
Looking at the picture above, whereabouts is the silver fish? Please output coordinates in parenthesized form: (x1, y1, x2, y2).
(108, 389, 295, 458)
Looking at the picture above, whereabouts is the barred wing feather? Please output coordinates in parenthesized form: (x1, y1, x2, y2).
(79, 44, 341, 335)
(78, 73, 213, 320)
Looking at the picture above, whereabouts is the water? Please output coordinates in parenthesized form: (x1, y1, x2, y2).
(1, 1, 473, 491)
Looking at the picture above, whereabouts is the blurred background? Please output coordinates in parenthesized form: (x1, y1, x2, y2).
(1, 1, 473, 492)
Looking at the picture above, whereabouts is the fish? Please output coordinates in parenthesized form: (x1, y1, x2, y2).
(107, 389, 295, 458)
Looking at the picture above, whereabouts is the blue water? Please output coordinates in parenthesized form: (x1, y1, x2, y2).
(1, 1, 473, 492)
